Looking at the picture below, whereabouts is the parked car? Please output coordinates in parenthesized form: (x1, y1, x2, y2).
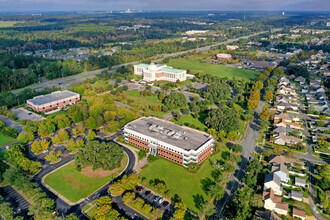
(144, 190, 151, 196)
(135, 186, 143, 191)
(162, 201, 169, 207)
(158, 197, 165, 204)
(153, 196, 160, 202)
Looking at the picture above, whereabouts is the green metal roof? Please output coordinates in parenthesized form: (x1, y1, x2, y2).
(136, 63, 150, 68)
(160, 67, 184, 73)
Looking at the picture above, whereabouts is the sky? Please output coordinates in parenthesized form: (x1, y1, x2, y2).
(0, 0, 329, 12)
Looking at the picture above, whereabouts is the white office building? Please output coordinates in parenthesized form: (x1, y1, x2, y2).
(134, 63, 193, 82)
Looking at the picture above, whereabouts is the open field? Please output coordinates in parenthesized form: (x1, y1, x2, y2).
(167, 57, 260, 81)
(0, 134, 16, 147)
(0, 21, 19, 28)
(123, 90, 163, 107)
(139, 145, 229, 213)
(44, 154, 127, 203)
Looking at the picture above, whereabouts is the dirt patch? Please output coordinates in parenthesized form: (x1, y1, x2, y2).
(80, 157, 127, 178)
(80, 166, 119, 178)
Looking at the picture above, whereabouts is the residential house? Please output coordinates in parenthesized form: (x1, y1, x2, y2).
(276, 102, 299, 111)
(290, 190, 303, 201)
(264, 173, 283, 195)
(263, 188, 288, 215)
(310, 79, 321, 87)
(277, 85, 297, 96)
(274, 113, 300, 123)
(274, 119, 302, 130)
(269, 155, 304, 166)
(271, 164, 290, 183)
(295, 76, 306, 85)
(274, 132, 302, 146)
(295, 177, 306, 187)
(293, 207, 306, 220)
(279, 76, 290, 85)
(253, 210, 281, 220)
(273, 126, 295, 135)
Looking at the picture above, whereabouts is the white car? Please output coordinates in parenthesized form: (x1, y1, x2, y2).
(158, 198, 165, 204)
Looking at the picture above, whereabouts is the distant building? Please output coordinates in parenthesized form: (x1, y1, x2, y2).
(26, 90, 80, 113)
(123, 117, 214, 166)
(134, 63, 193, 82)
(215, 53, 233, 61)
(185, 30, 208, 35)
(226, 45, 239, 50)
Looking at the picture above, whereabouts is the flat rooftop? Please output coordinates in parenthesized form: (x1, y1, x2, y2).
(125, 117, 213, 151)
(27, 90, 79, 106)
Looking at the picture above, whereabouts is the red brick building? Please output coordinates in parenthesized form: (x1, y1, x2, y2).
(26, 90, 80, 113)
(124, 117, 214, 166)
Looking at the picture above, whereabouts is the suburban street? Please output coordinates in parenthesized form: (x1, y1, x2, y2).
(212, 100, 266, 219)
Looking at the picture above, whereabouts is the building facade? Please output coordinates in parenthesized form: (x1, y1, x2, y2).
(123, 117, 214, 166)
(27, 90, 80, 113)
(134, 63, 192, 82)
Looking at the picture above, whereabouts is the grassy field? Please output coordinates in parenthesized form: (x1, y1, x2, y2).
(0, 21, 18, 28)
(0, 134, 16, 147)
(171, 114, 208, 131)
(85, 206, 96, 219)
(124, 90, 163, 107)
(167, 57, 259, 81)
(139, 145, 229, 213)
(45, 155, 127, 203)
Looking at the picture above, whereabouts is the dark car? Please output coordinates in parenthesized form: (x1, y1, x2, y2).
(162, 201, 169, 207)
(28, 113, 32, 115)
(144, 190, 151, 196)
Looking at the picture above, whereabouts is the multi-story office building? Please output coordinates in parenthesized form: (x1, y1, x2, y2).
(123, 117, 214, 166)
(134, 63, 193, 82)
(26, 90, 80, 113)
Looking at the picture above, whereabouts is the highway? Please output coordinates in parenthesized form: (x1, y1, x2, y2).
(11, 29, 282, 95)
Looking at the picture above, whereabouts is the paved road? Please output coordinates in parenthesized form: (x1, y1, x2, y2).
(212, 100, 266, 219)
(0, 115, 23, 133)
(27, 132, 139, 219)
(11, 29, 282, 95)
(294, 87, 328, 220)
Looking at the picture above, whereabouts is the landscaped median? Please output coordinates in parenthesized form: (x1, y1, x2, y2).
(43, 152, 128, 204)
(122, 192, 163, 220)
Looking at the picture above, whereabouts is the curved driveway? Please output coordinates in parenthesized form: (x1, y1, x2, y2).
(33, 136, 137, 219)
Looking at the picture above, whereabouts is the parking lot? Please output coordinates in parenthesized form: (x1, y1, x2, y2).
(11, 107, 45, 122)
(0, 185, 30, 218)
(133, 185, 173, 213)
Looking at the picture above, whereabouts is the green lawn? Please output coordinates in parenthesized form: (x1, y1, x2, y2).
(124, 90, 163, 107)
(172, 114, 208, 131)
(167, 57, 260, 81)
(45, 156, 127, 203)
(0, 134, 16, 147)
(85, 206, 96, 219)
(139, 146, 229, 213)
(46, 110, 67, 117)
(0, 21, 18, 28)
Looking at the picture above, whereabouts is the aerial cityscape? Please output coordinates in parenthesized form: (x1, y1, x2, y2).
(0, 1, 329, 220)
